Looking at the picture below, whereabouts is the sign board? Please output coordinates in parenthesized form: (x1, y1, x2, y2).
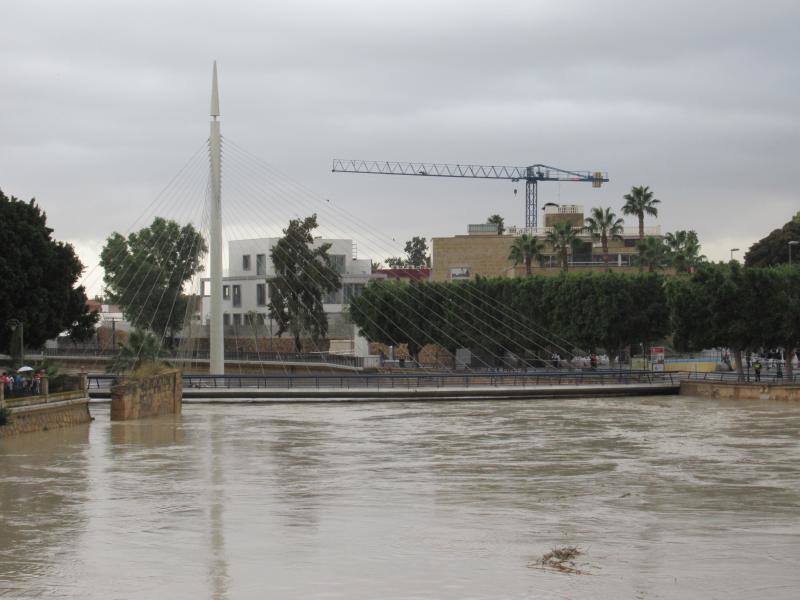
(651, 346, 665, 372)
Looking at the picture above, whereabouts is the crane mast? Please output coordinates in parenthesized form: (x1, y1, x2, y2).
(332, 159, 609, 229)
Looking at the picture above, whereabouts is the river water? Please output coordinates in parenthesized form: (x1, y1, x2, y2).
(1, 396, 799, 599)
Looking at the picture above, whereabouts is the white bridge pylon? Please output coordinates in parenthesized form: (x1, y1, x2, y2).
(209, 62, 224, 375)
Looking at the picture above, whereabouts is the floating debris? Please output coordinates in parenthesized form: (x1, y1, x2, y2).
(531, 546, 589, 575)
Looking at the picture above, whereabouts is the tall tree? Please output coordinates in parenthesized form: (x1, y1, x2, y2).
(545, 222, 581, 272)
(101, 217, 206, 345)
(404, 236, 431, 268)
(508, 234, 544, 275)
(664, 230, 706, 273)
(744, 212, 800, 267)
(636, 236, 669, 272)
(0, 189, 97, 353)
(584, 207, 624, 267)
(487, 214, 505, 235)
(268, 214, 341, 351)
(622, 185, 660, 240)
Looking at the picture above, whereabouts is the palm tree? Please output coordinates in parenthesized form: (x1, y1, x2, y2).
(487, 214, 505, 235)
(635, 236, 668, 272)
(622, 185, 660, 240)
(584, 207, 625, 267)
(508, 234, 544, 275)
(664, 230, 706, 273)
(108, 328, 171, 373)
(545, 222, 581, 272)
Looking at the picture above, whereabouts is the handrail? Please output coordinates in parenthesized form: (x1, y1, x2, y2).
(86, 369, 677, 391)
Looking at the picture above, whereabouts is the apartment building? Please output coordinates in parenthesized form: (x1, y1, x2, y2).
(431, 204, 662, 281)
(199, 237, 372, 337)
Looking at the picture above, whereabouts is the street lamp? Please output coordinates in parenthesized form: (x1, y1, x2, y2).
(789, 241, 799, 266)
(730, 248, 740, 262)
(5, 318, 23, 365)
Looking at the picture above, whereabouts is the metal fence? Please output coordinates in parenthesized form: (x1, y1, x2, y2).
(87, 369, 677, 392)
(38, 348, 364, 369)
(681, 370, 799, 384)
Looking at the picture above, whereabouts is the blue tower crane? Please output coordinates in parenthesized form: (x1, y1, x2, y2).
(332, 159, 609, 229)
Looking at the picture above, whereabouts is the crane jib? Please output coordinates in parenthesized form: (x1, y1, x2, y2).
(330, 158, 609, 228)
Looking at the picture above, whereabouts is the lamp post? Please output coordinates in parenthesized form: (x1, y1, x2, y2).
(730, 248, 740, 262)
(789, 241, 799, 266)
(6, 318, 23, 365)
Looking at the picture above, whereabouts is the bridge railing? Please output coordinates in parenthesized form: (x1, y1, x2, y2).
(87, 369, 676, 391)
(37, 348, 364, 369)
(680, 370, 799, 384)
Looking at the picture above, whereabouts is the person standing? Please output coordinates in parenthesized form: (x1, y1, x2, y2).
(753, 358, 763, 382)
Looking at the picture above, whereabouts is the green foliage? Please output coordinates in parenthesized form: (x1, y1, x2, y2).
(487, 214, 505, 235)
(0, 189, 98, 353)
(268, 214, 341, 352)
(744, 213, 800, 267)
(108, 328, 171, 373)
(622, 185, 660, 239)
(100, 217, 206, 343)
(636, 236, 669, 272)
(349, 272, 669, 364)
(585, 207, 624, 264)
(664, 230, 706, 272)
(508, 234, 544, 275)
(403, 236, 431, 268)
(545, 223, 581, 271)
(385, 257, 406, 268)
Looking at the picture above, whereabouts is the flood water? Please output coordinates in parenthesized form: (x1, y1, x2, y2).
(1, 396, 800, 599)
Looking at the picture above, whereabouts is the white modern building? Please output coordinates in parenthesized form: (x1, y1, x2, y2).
(199, 237, 373, 338)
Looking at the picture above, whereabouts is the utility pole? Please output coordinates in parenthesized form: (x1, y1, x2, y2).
(209, 62, 224, 374)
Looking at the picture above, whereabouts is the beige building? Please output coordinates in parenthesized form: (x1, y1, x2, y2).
(432, 204, 661, 281)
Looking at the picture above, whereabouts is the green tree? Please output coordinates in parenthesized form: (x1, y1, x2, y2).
(622, 185, 660, 240)
(508, 234, 544, 275)
(664, 230, 705, 273)
(487, 214, 505, 235)
(636, 236, 669, 272)
(101, 217, 206, 345)
(744, 212, 800, 267)
(404, 236, 431, 268)
(584, 207, 624, 267)
(545, 222, 581, 271)
(268, 214, 342, 352)
(667, 262, 759, 378)
(0, 189, 97, 353)
(385, 257, 407, 268)
(108, 328, 171, 373)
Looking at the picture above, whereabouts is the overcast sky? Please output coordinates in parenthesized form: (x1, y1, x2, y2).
(2, 0, 798, 292)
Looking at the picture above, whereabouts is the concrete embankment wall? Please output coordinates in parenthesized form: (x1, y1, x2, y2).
(680, 380, 800, 401)
(1, 392, 91, 438)
(110, 370, 182, 421)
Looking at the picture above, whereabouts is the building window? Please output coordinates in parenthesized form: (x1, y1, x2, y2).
(256, 254, 266, 276)
(257, 313, 266, 325)
(624, 239, 637, 248)
(201, 281, 209, 297)
(256, 283, 266, 306)
(233, 313, 241, 326)
(242, 255, 251, 271)
(343, 283, 365, 304)
(449, 267, 470, 280)
(323, 289, 341, 304)
(232, 285, 241, 307)
(223, 285, 230, 300)
(223, 313, 230, 326)
(330, 254, 346, 274)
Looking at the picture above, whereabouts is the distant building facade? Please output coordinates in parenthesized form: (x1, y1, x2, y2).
(199, 237, 372, 338)
(432, 204, 663, 281)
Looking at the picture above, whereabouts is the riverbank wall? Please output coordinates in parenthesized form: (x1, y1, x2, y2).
(0, 391, 91, 438)
(680, 380, 800, 401)
(110, 370, 182, 420)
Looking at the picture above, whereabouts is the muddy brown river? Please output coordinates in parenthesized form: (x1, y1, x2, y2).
(1, 396, 799, 599)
